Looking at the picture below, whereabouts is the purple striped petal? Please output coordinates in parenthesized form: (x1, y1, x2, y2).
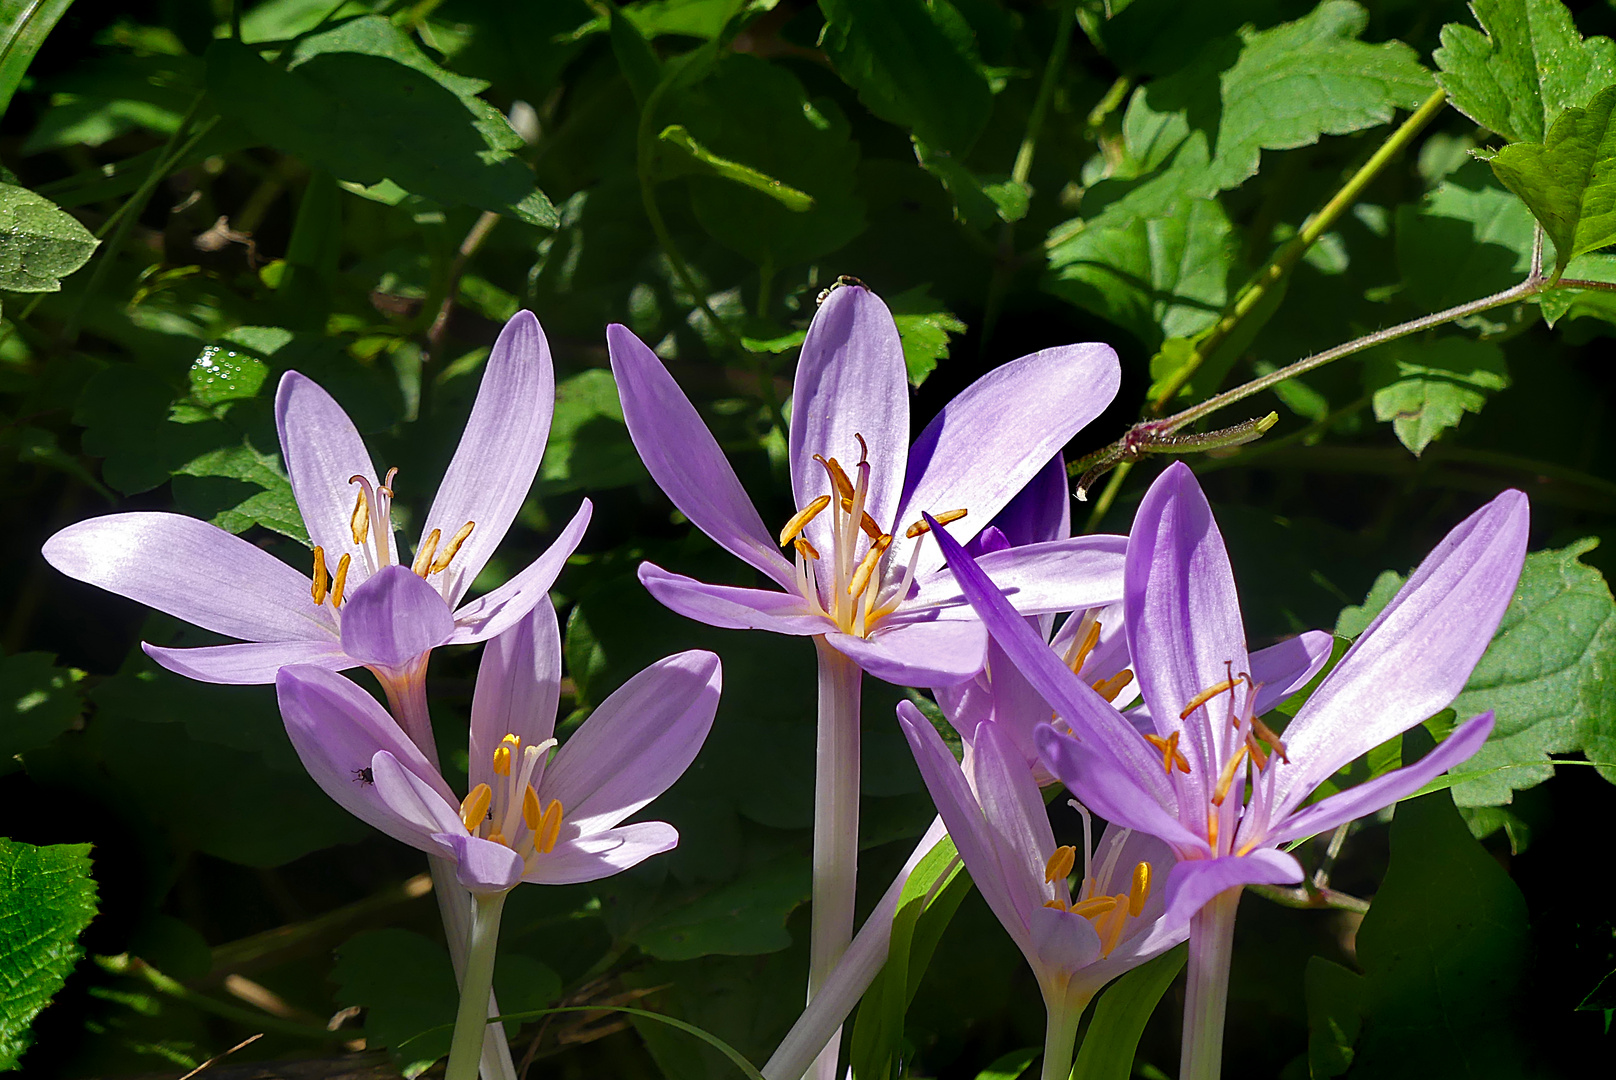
(43, 512, 337, 641)
(543, 650, 721, 834)
(275, 666, 455, 846)
(898, 703, 1032, 956)
(340, 565, 456, 668)
(1270, 491, 1528, 818)
(987, 453, 1071, 548)
(608, 324, 796, 589)
(789, 286, 909, 559)
(446, 500, 591, 645)
(432, 833, 527, 893)
(1036, 723, 1205, 854)
(144, 639, 356, 685)
(1265, 713, 1495, 846)
(895, 343, 1119, 577)
(908, 535, 1128, 617)
(370, 750, 467, 842)
(1125, 463, 1250, 809)
(827, 616, 987, 686)
(1248, 631, 1334, 714)
(470, 599, 563, 794)
(523, 822, 679, 884)
(637, 563, 827, 634)
(1027, 904, 1105, 982)
(420, 311, 556, 605)
(1160, 848, 1302, 930)
(275, 371, 389, 585)
(969, 721, 1058, 921)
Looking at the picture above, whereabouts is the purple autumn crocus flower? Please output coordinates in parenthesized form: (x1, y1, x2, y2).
(899, 711, 1186, 1080)
(43, 310, 591, 746)
(924, 462, 1529, 1080)
(276, 599, 720, 1080)
(608, 283, 1126, 1078)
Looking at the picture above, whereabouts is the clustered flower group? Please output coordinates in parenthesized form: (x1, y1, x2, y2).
(44, 286, 1528, 1080)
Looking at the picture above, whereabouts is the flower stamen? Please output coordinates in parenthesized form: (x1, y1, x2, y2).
(412, 529, 442, 576)
(430, 521, 475, 574)
(794, 536, 821, 561)
(311, 546, 330, 605)
(847, 534, 893, 600)
(535, 799, 563, 854)
(331, 554, 351, 608)
(1180, 677, 1239, 719)
(1250, 715, 1290, 763)
(349, 486, 370, 545)
(1044, 845, 1077, 884)
(1128, 862, 1150, 916)
(1144, 731, 1191, 775)
(460, 784, 492, 834)
(814, 455, 855, 501)
(1092, 669, 1134, 702)
(1066, 617, 1102, 675)
(1210, 745, 1250, 807)
(779, 496, 833, 546)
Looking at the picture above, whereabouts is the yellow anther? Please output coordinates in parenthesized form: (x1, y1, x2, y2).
(905, 519, 929, 539)
(1068, 619, 1102, 675)
(1129, 862, 1151, 917)
(1044, 845, 1077, 885)
(847, 534, 893, 599)
(349, 483, 370, 545)
(1245, 733, 1270, 771)
(1092, 669, 1135, 703)
(1207, 811, 1220, 850)
(1069, 896, 1118, 920)
(1043, 899, 1071, 911)
(1101, 894, 1130, 955)
(411, 529, 442, 576)
(522, 785, 541, 830)
(904, 508, 968, 539)
(487, 831, 507, 847)
(460, 784, 492, 834)
(1251, 715, 1290, 763)
(493, 746, 511, 777)
(794, 536, 821, 561)
(311, 546, 330, 605)
(1180, 677, 1239, 719)
(1144, 731, 1191, 775)
(780, 496, 833, 546)
(1210, 745, 1250, 807)
(331, 553, 352, 608)
(933, 508, 968, 527)
(840, 498, 884, 539)
(430, 521, 475, 574)
(536, 799, 563, 854)
(814, 455, 855, 500)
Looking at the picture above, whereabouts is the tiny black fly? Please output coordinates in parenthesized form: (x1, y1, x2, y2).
(352, 766, 375, 785)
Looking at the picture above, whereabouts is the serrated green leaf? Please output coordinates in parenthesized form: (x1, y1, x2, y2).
(1490, 82, 1616, 274)
(0, 183, 98, 292)
(0, 0, 76, 118)
(673, 55, 864, 268)
(819, 0, 994, 156)
(886, 284, 965, 388)
(205, 17, 555, 226)
(1120, 1, 1432, 194)
(1045, 194, 1235, 349)
(1395, 161, 1538, 312)
(0, 653, 83, 775)
(1346, 790, 1530, 1077)
(1069, 944, 1187, 1080)
(0, 839, 97, 1072)
(332, 929, 457, 1077)
(1449, 538, 1616, 804)
(1364, 336, 1509, 455)
(1434, 0, 1616, 145)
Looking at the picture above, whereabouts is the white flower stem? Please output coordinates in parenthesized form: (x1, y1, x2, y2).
(1039, 984, 1091, 1080)
(381, 666, 517, 1080)
(445, 891, 509, 1080)
(806, 639, 863, 1080)
(1180, 887, 1243, 1080)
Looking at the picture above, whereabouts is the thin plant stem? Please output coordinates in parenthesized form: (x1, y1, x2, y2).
(446, 892, 510, 1080)
(1039, 986, 1090, 1080)
(1149, 87, 1449, 411)
(805, 639, 863, 1080)
(1081, 460, 1131, 532)
(1180, 888, 1242, 1080)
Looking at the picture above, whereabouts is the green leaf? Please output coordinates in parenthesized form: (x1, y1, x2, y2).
(0, 183, 98, 292)
(1334, 570, 1404, 639)
(673, 55, 864, 268)
(1045, 194, 1235, 349)
(1489, 82, 1616, 274)
(332, 929, 457, 1078)
(1537, 252, 1616, 325)
(1119, 1, 1432, 194)
(1069, 944, 1187, 1080)
(492, 1004, 767, 1080)
(1303, 956, 1363, 1079)
(0, 839, 97, 1072)
(819, 0, 994, 156)
(0, 652, 83, 775)
(849, 835, 966, 1080)
(1449, 538, 1616, 803)
(20, 53, 201, 154)
(629, 859, 810, 961)
(1364, 335, 1510, 455)
(1345, 790, 1531, 1078)
(1434, 0, 1616, 145)
(971, 1047, 1038, 1080)
(1395, 161, 1538, 312)
(886, 284, 966, 388)
(541, 369, 646, 494)
(657, 125, 814, 211)
(0, 0, 76, 118)
(205, 17, 556, 226)
(912, 140, 1029, 228)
